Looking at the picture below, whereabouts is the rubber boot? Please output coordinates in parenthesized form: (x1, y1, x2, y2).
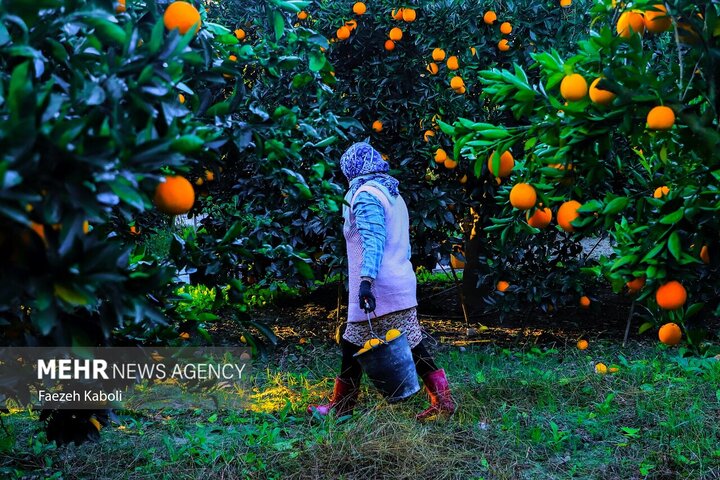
(307, 377, 359, 417)
(416, 369, 456, 421)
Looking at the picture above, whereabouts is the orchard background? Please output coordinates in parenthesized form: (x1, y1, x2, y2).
(1, 0, 719, 478)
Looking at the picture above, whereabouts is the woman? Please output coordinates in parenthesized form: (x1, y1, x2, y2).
(307, 142, 455, 420)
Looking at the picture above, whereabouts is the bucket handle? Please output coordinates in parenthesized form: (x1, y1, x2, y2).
(364, 301, 387, 344)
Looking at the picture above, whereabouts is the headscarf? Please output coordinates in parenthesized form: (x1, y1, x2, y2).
(340, 142, 400, 202)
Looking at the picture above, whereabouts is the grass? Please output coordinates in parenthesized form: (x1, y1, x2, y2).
(2, 341, 719, 479)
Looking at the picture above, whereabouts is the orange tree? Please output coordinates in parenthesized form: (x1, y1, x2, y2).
(0, 0, 353, 441)
(220, 0, 593, 280)
(445, 0, 719, 344)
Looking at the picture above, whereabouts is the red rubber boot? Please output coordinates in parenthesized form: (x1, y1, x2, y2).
(416, 369, 456, 421)
(307, 377, 359, 417)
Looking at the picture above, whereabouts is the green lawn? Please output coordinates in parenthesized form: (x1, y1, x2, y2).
(2, 341, 720, 479)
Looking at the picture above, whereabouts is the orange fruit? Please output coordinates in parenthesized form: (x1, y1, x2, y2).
(297, 11, 308, 20)
(560, 73, 588, 101)
(653, 185, 669, 198)
(356, 347, 370, 355)
(446, 56, 459, 70)
(205, 170, 214, 181)
(647, 106, 675, 130)
(577, 339, 589, 350)
(595, 363, 608, 374)
(700, 245, 710, 264)
(179, 332, 190, 340)
(178, 93, 186, 104)
(163, 1, 202, 36)
(30, 222, 46, 242)
(656, 281, 687, 310)
(589, 78, 616, 105)
(235, 28, 246, 40)
(385, 329, 402, 341)
(557, 200, 581, 232)
(195, 177, 204, 186)
(509, 183, 537, 210)
(498, 39, 510, 51)
(450, 76, 464, 90)
(389, 27, 403, 41)
(459, 174, 468, 184)
(527, 207, 552, 229)
(345, 20, 358, 31)
(609, 367, 619, 373)
(455, 86, 466, 95)
(487, 150, 514, 177)
(154, 175, 195, 215)
(402, 8, 416, 22)
(116, 0, 126, 13)
(470, 47, 477, 56)
(500, 22, 512, 34)
(434, 148, 448, 164)
(483, 11, 497, 24)
(644, 5, 671, 33)
(385, 40, 395, 51)
(617, 11, 645, 38)
(423, 130, 435, 142)
(337, 26, 351, 40)
(353, 2, 366, 15)
(427, 62, 439, 74)
(658, 322, 682, 345)
(432, 48, 446, 61)
(372, 120, 383, 132)
(579, 296, 591, 309)
(497, 280, 510, 292)
(129, 225, 140, 236)
(391, 8, 404, 20)
(626, 277, 646, 294)
(560, 0, 572, 7)
(444, 158, 458, 169)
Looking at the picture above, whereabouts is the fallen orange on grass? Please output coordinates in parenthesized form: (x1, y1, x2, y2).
(579, 296, 591, 309)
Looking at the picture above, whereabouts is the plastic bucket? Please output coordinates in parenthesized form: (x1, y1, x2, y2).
(354, 332, 421, 403)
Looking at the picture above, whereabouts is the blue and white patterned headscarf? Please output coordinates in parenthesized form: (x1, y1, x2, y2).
(340, 142, 400, 200)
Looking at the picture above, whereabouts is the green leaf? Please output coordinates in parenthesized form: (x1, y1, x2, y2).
(293, 259, 314, 279)
(638, 322, 654, 335)
(309, 50, 326, 72)
(110, 177, 146, 210)
(9, 61, 34, 125)
(54, 284, 91, 306)
(171, 135, 205, 153)
(659, 208, 683, 225)
(603, 197, 629, 215)
(272, 11, 284, 42)
(667, 231, 682, 261)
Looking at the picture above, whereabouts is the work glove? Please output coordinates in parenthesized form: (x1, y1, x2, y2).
(358, 280, 376, 313)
